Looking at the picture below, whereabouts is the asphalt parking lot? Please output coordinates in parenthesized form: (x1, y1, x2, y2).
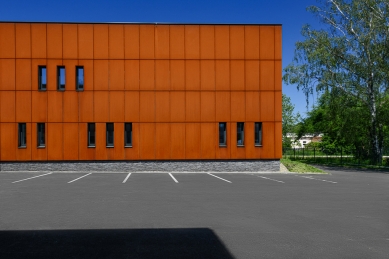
(0, 168, 388, 258)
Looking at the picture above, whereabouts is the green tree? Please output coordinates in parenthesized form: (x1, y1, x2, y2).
(282, 94, 300, 148)
(283, 0, 389, 164)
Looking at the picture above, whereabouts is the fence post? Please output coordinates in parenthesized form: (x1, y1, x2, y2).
(294, 148, 295, 160)
(314, 147, 316, 161)
(341, 147, 343, 164)
(303, 147, 304, 160)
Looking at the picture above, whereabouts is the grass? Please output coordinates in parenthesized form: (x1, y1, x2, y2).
(281, 158, 325, 173)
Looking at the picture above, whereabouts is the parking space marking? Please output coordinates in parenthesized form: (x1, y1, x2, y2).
(298, 175, 337, 184)
(68, 173, 92, 183)
(258, 176, 285, 183)
(12, 172, 53, 183)
(169, 173, 179, 183)
(207, 173, 232, 183)
(122, 173, 131, 183)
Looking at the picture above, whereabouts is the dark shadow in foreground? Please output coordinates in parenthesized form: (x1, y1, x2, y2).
(0, 228, 235, 259)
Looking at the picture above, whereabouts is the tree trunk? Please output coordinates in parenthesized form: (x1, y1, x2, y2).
(368, 82, 383, 165)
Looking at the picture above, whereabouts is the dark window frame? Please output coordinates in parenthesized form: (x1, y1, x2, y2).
(88, 123, 95, 147)
(57, 66, 66, 91)
(106, 123, 114, 147)
(37, 123, 45, 148)
(76, 66, 84, 91)
(219, 122, 227, 147)
(124, 123, 132, 147)
(38, 66, 47, 91)
(18, 123, 27, 148)
(255, 122, 262, 146)
(237, 122, 244, 146)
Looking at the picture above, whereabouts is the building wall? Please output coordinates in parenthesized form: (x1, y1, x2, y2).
(0, 22, 282, 161)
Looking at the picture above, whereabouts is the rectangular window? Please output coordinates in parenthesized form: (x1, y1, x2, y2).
(38, 66, 47, 90)
(106, 123, 114, 147)
(57, 66, 65, 90)
(37, 123, 45, 147)
(88, 123, 95, 147)
(124, 123, 132, 147)
(18, 123, 26, 148)
(237, 122, 244, 146)
(255, 122, 262, 146)
(219, 122, 227, 146)
(76, 66, 84, 91)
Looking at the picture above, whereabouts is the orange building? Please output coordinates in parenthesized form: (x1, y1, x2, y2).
(0, 22, 282, 163)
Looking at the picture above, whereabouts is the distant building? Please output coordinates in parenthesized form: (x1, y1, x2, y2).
(286, 133, 323, 148)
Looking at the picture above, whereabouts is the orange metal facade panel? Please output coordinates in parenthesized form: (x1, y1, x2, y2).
(78, 60, 93, 90)
(124, 91, 140, 122)
(185, 25, 200, 59)
(186, 91, 200, 122)
(0, 59, 15, 90)
(185, 60, 200, 90)
(32, 123, 47, 161)
(139, 123, 155, 159)
(47, 24, 62, 59)
(155, 60, 170, 90)
(170, 92, 185, 122)
(94, 60, 109, 91)
(16, 123, 31, 161)
(215, 26, 229, 59)
(140, 60, 155, 90)
(124, 60, 139, 90)
(63, 60, 77, 90)
(16, 59, 32, 91)
(112, 122, 125, 160)
(215, 60, 230, 91)
(124, 25, 140, 59)
(260, 26, 275, 60)
(200, 60, 215, 91)
(230, 123, 246, 159)
(261, 122, 275, 158)
(32, 91, 47, 122)
(245, 122, 261, 159)
(16, 91, 31, 122)
(170, 60, 185, 91)
(47, 123, 63, 160)
(78, 91, 94, 122)
(215, 91, 230, 122)
(47, 59, 62, 91)
(215, 122, 231, 159)
(78, 24, 94, 59)
(63, 91, 79, 122)
(156, 92, 170, 122)
(244, 26, 259, 59)
(94, 91, 109, 122)
(170, 123, 185, 159)
(231, 91, 245, 122)
(125, 123, 140, 160)
(109, 91, 125, 122)
(15, 23, 31, 58)
(201, 123, 215, 159)
(261, 91, 275, 122)
(95, 123, 108, 160)
(31, 24, 46, 59)
(245, 91, 260, 122)
(230, 60, 245, 91)
(78, 123, 95, 160)
(169, 25, 185, 59)
(275, 91, 282, 122)
(201, 92, 215, 122)
(185, 123, 201, 159)
(200, 25, 215, 59)
(63, 24, 78, 59)
(230, 26, 245, 59)
(93, 24, 109, 59)
(275, 26, 282, 60)
(139, 91, 155, 122)
(260, 61, 275, 91)
(1, 123, 16, 161)
(275, 122, 282, 158)
(109, 60, 125, 90)
(1, 91, 15, 122)
(0, 23, 15, 58)
(155, 25, 169, 59)
(48, 91, 63, 122)
(245, 60, 259, 91)
(63, 123, 79, 160)
(156, 123, 171, 159)
(139, 25, 155, 59)
(109, 24, 124, 59)
(275, 61, 282, 91)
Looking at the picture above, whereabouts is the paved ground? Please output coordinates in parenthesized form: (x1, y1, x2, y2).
(0, 168, 388, 258)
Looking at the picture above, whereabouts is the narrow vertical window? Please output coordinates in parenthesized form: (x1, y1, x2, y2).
(88, 123, 95, 147)
(255, 122, 262, 146)
(76, 66, 84, 91)
(237, 122, 244, 146)
(38, 66, 47, 90)
(57, 66, 65, 90)
(37, 123, 45, 147)
(125, 123, 132, 147)
(18, 123, 26, 148)
(106, 123, 114, 147)
(219, 122, 227, 146)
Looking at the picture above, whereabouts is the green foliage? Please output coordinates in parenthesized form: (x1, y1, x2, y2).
(281, 158, 325, 173)
(282, 94, 300, 148)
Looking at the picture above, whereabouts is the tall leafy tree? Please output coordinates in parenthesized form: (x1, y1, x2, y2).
(283, 0, 389, 164)
(282, 94, 300, 148)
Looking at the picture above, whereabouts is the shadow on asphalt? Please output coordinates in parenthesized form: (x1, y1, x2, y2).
(314, 164, 389, 174)
(0, 228, 234, 259)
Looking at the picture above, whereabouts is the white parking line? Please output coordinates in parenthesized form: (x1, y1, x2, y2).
(12, 172, 53, 183)
(169, 173, 179, 183)
(207, 173, 232, 183)
(259, 176, 285, 183)
(68, 173, 92, 183)
(122, 173, 131, 183)
(299, 175, 337, 184)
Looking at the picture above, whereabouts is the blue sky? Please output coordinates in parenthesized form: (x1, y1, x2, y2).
(0, 0, 323, 117)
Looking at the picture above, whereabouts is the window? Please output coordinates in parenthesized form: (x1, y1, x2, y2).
(237, 122, 244, 146)
(106, 123, 114, 147)
(38, 66, 47, 90)
(18, 123, 26, 148)
(219, 122, 227, 146)
(88, 123, 95, 147)
(57, 66, 65, 90)
(76, 66, 84, 90)
(37, 123, 45, 147)
(255, 122, 262, 146)
(125, 123, 132, 147)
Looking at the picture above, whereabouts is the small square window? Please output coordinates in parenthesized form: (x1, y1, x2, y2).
(219, 122, 227, 146)
(125, 123, 132, 147)
(57, 66, 65, 91)
(38, 66, 47, 91)
(237, 122, 244, 146)
(37, 123, 45, 147)
(255, 122, 262, 146)
(106, 123, 114, 147)
(18, 123, 27, 148)
(88, 123, 95, 147)
(76, 66, 84, 91)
